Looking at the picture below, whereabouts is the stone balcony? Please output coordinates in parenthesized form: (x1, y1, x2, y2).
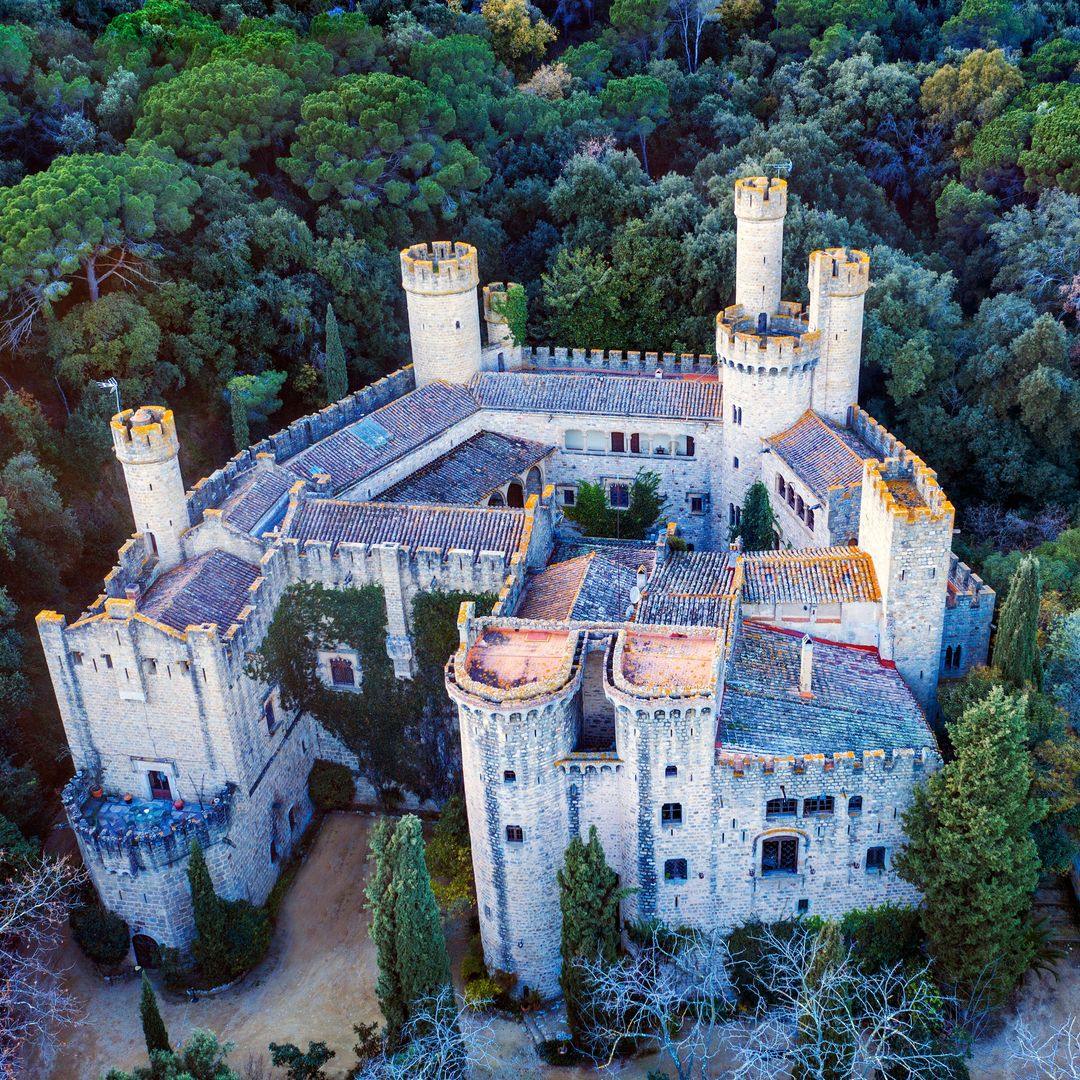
(62, 772, 234, 874)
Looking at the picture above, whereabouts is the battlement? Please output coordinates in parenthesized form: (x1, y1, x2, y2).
(400, 241, 479, 294)
(522, 346, 717, 377)
(808, 248, 870, 297)
(947, 553, 993, 609)
(111, 406, 179, 465)
(482, 282, 517, 323)
(734, 176, 787, 220)
(848, 406, 907, 460)
(717, 306, 821, 371)
(717, 746, 941, 777)
(864, 455, 954, 525)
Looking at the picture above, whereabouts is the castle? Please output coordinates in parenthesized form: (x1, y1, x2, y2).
(39, 176, 994, 988)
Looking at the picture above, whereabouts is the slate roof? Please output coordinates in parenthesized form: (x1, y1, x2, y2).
(740, 549, 881, 605)
(515, 554, 636, 622)
(138, 550, 260, 634)
(470, 372, 722, 420)
(219, 466, 295, 535)
(767, 410, 879, 497)
(638, 551, 736, 627)
(284, 382, 479, 495)
(377, 431, 555, 506)
(719, 623, 932, 755)
(552, 537, 657, 574)
(284, 500, 526, 558)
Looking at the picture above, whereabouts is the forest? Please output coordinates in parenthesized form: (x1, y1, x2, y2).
(0, 0, 1078, 856)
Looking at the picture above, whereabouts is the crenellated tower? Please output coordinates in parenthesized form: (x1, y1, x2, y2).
(808, 248, 871, 424)
(111, 406, 189, 571)
(400, 241, 482, 386)
(482, 282, 523, 371)
(733, 176, 787, 316)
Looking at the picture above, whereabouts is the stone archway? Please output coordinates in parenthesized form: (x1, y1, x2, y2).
(488, 491, 505, 507)
(132, 933, 160, 969)
(506, 482, 524, 508)
(525, 466, 543, 498)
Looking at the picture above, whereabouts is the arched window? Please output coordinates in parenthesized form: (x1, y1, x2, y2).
(507, 482, 525, 508)
(586, 430, 606, 452)
(765, 797, 797, 817)
(848, 796, 863, 815)
(796, 495, 804, 517)
(955, 644, 962, 668)
(488, 492, 505, 507)
(777, 475, 786, 497)
(805, 508, 815, 530)
(762, 836, 798, 875)
(565, 430, 585, 450)
(944, 645, 953, 669)
(611, 432, 625, 453)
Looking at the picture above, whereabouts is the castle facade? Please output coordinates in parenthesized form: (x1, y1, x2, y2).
(39, 178, 993, 987)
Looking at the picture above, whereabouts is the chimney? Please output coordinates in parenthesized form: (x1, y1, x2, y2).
(799, 635, 814, 698)
(727, 535, 744, 569)
(636, 564, 648, 592)
(125, 585, 140, 602)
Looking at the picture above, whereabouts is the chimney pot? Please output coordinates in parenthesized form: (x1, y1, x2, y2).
(125, 585, 139, 602)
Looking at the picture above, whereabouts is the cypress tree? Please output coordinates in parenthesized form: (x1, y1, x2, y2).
(187, 839, 227, 981)
(992, 554, 1042, 689)
(139, 971, 170, 1056)
(229, 391, 249, 452)
(324, 303, 348, 404)
(557, 826, 623, 1037)
(895, 687, 1041, 1004)
(736, 480, 777, 550)
(367, 815, 450, 1046)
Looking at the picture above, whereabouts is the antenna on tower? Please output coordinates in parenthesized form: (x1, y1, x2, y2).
(95, 377, 121, 414)
(764, 161, 793, 179)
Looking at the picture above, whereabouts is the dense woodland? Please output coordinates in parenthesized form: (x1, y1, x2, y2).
(0, 0, 1079, 864)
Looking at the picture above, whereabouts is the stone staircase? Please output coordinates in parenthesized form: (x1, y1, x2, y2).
(1034, 874, 1080, 948)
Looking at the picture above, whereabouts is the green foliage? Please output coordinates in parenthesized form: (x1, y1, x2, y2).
(734, 480, 776, 551)
(323, 302, 348, 403)
(600, 75, 670, 172)
(896, 688, 1042, 1004)
(187, 839, 270, 984)
(70, 902, 131, 966)
(464, 976, 500, 1008)
(726, 917, 825, 1009)
(491, 282, 527, 346)
(308, 759, 355, 811)
(225, 369, 287, 449)
(1019, 88, 1080, 192)
(0, 814, 37, 880)
(139, 971, 171, 1056)
(837, 904, 924, 976)
(366, 814, 451, 1045)
(992, 554, 1042, 689)
(563, 469, 665, 540)
(557, 825, 626, 1037)
(268, 1041, 336, 1080)
(426, 793, 475, 913)
(103, 1029, 240, 1080)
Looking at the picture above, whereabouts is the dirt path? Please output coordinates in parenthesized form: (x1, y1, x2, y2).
(44, 813, 382, 1079)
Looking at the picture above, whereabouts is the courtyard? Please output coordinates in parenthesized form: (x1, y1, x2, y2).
(38, 812, 1080, 1079)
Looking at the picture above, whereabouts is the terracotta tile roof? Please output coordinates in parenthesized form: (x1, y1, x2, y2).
(515, 554, 636, 622)
(767, 410, 878, 497)
(219, 466, 294, 535)
(377, 431, 555, 506)
(740, 548, 881, 604)
(552, 537, 657, 574)
(638, 552, 736, 626)
(138, 550, 260, 634)
(720, 623, 932, 755)
(284, 500, 525, 558)
(470, 371, 722, 420)
(620, 630, 716, 691)
(285, 381, 479, 494)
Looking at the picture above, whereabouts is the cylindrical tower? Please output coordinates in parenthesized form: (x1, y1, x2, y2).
(110, 406, 189, 571)
(716, 306, 820, 529)
(482, 281, 524, 371)
(807, 247, 871, 425)
(400, 241, 482, 386)
(733, 176, 787, 316)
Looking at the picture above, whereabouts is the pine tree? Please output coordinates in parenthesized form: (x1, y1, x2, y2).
(138, 971, 170, 1056)
(736, 480, 777, 550)
(367, 815, 451, 1046)
(324, 303, 348, 404)
(557, 826, 623, 1037)
(895, 687, 1041, 1003)
(992, 554, 1042, 689)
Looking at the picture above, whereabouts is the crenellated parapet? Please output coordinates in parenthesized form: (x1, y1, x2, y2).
(863, 455, 954, 526)
(400, 241, 479, 294)
(717, 745, 941, 778)
(807, 248, 870, 300)
(111, 406, 179, 466)
(716, 306, 821, 373)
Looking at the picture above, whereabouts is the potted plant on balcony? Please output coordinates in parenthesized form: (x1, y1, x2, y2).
(88, 766, 104, 800)
(173, 798, 185, 810)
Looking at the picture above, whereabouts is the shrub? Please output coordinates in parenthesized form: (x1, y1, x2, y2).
(70, 903, 130, 966)
(491, 968, 518, 1008)
(308, 759, 355, 811)
(839, 904, 925, 975)
(461, 952, 488, 984)
(727, 916, 824, 1010)
(219, 899, 270, 979)
(465, 977, 501, 1009)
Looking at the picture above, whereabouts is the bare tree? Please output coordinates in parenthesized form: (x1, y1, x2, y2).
(0, 852, 85, 1075)
(576, 921, 966, 1080)
(1009, 1016, 1080, 1080)
(357, 988, 496, 1080)
(668, 0, 717, 71)
(574, 923, 735, 1080)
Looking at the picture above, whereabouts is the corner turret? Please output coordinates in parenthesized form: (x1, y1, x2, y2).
(111, 406, 189, 571)
(733, 176, 787, 316)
